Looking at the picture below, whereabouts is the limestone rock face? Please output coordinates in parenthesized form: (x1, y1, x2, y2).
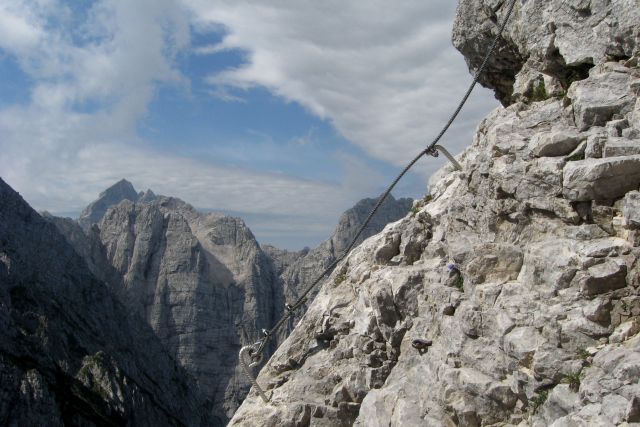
(624, 191, 640, 227)
(57, 182, 410, 424)
(563, 155, 640, 201)
(229, 3, 640, 423)
(453, 0, 640, 105)
(272, 195, 412, 332)
(0, 178, 210, 426)
(78, 179, 139, 230)
(45, 214, 124, 292)
(80, 195, 283, 424)
(328, 196, 414, 259)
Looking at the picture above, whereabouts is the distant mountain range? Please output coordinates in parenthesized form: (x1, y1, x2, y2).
(27, 178, 411, 424)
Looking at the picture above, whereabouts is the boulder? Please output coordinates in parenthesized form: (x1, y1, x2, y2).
(603, 138, 640, 157)
(631, 98, 640, 131)
(531, 129, 581, 157)
(562, 156, 640, 201)
(623, 191, 640, 228)
(464, 243, 523, 284)
(541, 384, 580, 424)
(585, 134, 606, 159)
(568, 68, 637, 131)
(609, 320, 640, 344)
(578, 259, 628, 296)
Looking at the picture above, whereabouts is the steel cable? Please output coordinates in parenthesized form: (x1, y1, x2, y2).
(241, 0, 519, 398)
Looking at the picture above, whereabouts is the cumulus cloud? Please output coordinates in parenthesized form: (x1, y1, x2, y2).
(184, 0, 499, 171)
(0, 0, 499, 248)
(0, 1, 46, 54)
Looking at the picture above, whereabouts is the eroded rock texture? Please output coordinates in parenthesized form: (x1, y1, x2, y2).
(54, 181, 410, 424)
(0, 179, 211, 426)
(230, 1, 640, 425)
(78, 179, 141, 230)
(73, 194, 283, 424)
(453, 0, 640, 105)
(269, 196, 413, 335)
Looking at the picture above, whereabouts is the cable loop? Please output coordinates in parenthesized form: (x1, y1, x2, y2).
(239, 344, 270, 402)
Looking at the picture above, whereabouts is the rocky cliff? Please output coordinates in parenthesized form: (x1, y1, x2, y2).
(0, 178, 211, 426)
(54, 181, 411, 424)
(68, 192, 282, 424)
(229, 1, 640, 425)
(266, 195, 413, 334)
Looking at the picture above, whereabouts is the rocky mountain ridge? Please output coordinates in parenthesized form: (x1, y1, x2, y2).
(49, 180, 411, 424)
(266, 195, 413, 334)
(229, 0, 640, 425)
(0, 178, 211, 426)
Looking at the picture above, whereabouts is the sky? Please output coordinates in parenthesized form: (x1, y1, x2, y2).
(0, 0, 499, 250)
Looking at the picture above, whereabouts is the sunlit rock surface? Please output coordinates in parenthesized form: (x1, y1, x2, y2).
(55, 182, 410, 424)
(230, 0, 640, 425)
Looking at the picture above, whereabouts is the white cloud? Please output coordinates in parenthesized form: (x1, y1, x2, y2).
(0, 0, 189, 115)
(0, 103, 358, 218)
(0, 0, 500, 248)
(185, 0, 499, 171)
(0, 1, 46, 53)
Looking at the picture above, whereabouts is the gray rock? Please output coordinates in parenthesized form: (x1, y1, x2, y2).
(78, 179, 139, 229)
(97, 197, 283, 423)
(464, 243, 523, 284)
(582, 298, 612, 325)
(628, 396, 640, 422)
(138, 188, 157, 202)
(452, 0, 524, 105)
(229, 8, 640, 419)
(579, 259, 628, 296)
(585, 134, 607, 159)
(541, 384, 580, 424)
(602, 394, 631, 425)
(43, 214, 124, 292)
(562, 156, 640, 201)
(568, 67, 637, 131)
(531, 129, 581, 157)
(34, 0, 640, 424)
(274, 194, 412, 332)
(631, 98, 640, 131)
(623, 191, 640, 228)
(58, 180, 411, 423)
(0, 178, 210, 426)
(452, 0, 640, 105)
(504, 326, 541, 362)
(606, 118, 630, 138)
(519, 240, 580, 291)
(603, 137, 640, 157)
(609, 320, 640, 344)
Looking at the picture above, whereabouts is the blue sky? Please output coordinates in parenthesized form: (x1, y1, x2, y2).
(0, 0, 498, 249)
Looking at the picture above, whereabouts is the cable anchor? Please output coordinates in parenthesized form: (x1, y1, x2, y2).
(239, 341, 270, 403)
(426, 145, 462, 171)
(412, 338, 433, 355)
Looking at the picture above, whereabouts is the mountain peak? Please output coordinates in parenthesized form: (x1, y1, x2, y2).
(138, 189, 157, 202)
(99, 179, 137, 199)
(79, 179, 140, 228)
